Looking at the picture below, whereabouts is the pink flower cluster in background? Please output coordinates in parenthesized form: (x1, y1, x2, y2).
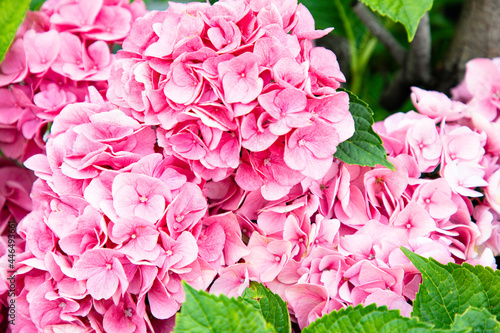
(0, 0, 146, 162)
(1, 0, 500, 331)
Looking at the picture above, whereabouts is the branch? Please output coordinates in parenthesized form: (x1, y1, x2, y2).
(351, 1, 406, 66)
(406, 12, 432, 84)
(380, 13, 433, 110)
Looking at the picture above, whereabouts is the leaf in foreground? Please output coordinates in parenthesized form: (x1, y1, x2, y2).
(461, 262, 500, 321)
(401, 248, 494, 328)
(360, 0, 433, 41)
(334, 89, 394, 170)
(302, 303, 436, 333)
(174, 282, 274, 333)
(0, 0, 31, 63)
(450, 307, 500, 333)
(240, 282, 291, 333)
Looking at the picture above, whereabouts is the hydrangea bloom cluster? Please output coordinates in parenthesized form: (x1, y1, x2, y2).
(5, 0, 353, 331)
(3, 0, 500, 331)
(0, 0, 147, 162)
(107, 0, 354, 199)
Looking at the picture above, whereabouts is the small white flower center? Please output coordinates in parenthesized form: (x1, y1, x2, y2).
(166, 249, 173, 256)
(131, 234, 137, 239)
(139, 195, 148, 203)
(275, 256, 281, 262)
(59, 302, 66, 308)
(406, 223, 412, 229)
(176, 215, 184, 222)
(240, 72, 246, 78)
(263, 158, 271, 166)
(106, 263, 112, 270)
(425, 198, 431, 204)
(298, 138, 307, 147)
(124, 308, 133, 318)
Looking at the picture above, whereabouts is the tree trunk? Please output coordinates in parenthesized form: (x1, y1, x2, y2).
(438, 0, 500, 93)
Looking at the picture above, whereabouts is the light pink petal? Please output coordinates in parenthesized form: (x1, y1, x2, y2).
(85, 6, 133, 41)
(218, 52, 263, 104)
(285, 283, 329, 329)
(148, 278, 179, 319)
(24, 30, 60, 74)
(166, 183, 207, 236)
(0, 39, 27, 85)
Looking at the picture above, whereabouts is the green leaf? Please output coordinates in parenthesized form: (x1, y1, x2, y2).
(461, 263, 500, 321)
(360, 0, 434, 41)
(240, 282, 291, 333)
(0, 0, 31, 63)
(174, 282, 274, 333)
(401, 248, 490, 328)
(298, 0, 365, 37)
(334, 89, 394, 170)
(302, 303, 438, 333)
(29, 0, 46, 11)
(450, 307, 500, 333)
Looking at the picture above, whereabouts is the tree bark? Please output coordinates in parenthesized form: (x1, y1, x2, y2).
(438, 0, 500, 93)
(380, 13, 432, 110)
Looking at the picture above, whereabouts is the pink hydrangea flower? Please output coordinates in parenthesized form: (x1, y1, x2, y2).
(461, 58, 500, 121)
(112, 173, 171, 223)
(243, 232, 294, 282)
(218, 52, 264, 104)
(284, 120, 340, 179)
(8, 0, 500, 330)
(73, 248, 132, 300)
